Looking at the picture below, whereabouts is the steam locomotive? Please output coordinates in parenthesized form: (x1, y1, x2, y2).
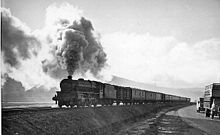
(52, 76, 190, 108)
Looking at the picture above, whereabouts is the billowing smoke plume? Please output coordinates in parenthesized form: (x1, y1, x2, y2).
(57, 29, 88, 75)
(1, 4, 108, 90)
(1, 8, 43, 88)
(42, 13, 107, 77)
(1, 8, 40, 68)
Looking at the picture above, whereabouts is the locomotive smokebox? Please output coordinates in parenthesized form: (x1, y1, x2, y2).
(68, 75, 72, 80)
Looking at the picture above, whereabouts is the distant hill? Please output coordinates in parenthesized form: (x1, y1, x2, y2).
(109, 75, 204, 102)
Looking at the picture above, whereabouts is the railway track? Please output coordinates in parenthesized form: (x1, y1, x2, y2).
(2, 104, 119, 113)
(2, 103, 147, 114)
(2, 102, 188, 114)
(2, 106, 57, 113)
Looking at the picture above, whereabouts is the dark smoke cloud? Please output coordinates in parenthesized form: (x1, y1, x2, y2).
(58, 29, 88, 75)
(1, 8, 40, 68)
(42, 59, 68, 79)
(1, 5, 108, 92)
(43, 17, 107, 77)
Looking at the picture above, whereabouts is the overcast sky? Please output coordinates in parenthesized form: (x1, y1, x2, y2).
(2, 0, 220, 88)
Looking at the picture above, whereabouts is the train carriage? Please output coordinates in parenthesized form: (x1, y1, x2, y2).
(124, 87, 132, 102)
(145, 90, 156, 102)
(115, 86, 132, 104)
(170, 95, 179, 101)
(181, 97, 188, 102)
(103, 84, 116, 105)
(187, 98, 191, 102)
(131, 88, 145, 103)
(165, 94, 172, 102)
(115, 85, 123, 103)
(155, 92, 163, 101)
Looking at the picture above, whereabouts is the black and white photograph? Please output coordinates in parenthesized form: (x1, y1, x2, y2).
(1, 0, 220, 134)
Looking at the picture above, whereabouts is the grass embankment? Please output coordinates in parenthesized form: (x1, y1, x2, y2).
(2, 103, 190, 135)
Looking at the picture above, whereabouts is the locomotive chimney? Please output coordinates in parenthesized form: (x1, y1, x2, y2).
(68, 75, 72, 80)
